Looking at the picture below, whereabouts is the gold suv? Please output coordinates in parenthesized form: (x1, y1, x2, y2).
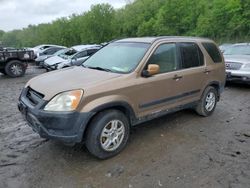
(18, 37, 225, 159)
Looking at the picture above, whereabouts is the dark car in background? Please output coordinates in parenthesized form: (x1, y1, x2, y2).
(224, 43, 250, 84)
(0, 48, 35, 77)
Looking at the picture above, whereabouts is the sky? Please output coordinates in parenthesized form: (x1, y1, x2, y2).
(0, 0, 127, 32)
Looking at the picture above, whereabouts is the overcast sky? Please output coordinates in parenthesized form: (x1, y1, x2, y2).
(0, 0, 127, 32)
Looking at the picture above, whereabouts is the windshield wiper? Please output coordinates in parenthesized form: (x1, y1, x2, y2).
(85, 66, 112, 72)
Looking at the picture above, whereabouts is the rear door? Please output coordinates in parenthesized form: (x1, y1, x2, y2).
(173, 42, 208, 104)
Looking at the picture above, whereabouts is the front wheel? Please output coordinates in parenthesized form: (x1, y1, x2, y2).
(5, 60, 26, 77)
(195, 86, 218, 117)
(85, 110, 130, 159)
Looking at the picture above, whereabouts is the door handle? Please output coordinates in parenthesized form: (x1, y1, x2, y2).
(203, 69, 211, 74)
(173, 74, 183, 80)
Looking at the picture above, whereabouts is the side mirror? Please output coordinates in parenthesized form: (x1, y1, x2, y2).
(71, 57, 77, 62)
(142, 64, 160, 77)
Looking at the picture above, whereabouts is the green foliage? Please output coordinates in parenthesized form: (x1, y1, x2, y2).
(0, 30, 4, 42)
(1, 0, 249, 47)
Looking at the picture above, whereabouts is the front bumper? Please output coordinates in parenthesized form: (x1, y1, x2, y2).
(18, 87, 94, 143)
(226, 70, 250, 83)
(43, 63, 57, 71)
(35, 60, 44, 67)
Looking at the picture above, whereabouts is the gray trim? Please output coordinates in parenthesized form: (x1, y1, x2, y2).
(134, 101, 199, 126)
(139, 89, 200, 109)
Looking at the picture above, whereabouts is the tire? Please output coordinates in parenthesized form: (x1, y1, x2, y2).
(5, 60, 26, 77)
(85, 110, 130, 159)
(195, 86, 218, 117)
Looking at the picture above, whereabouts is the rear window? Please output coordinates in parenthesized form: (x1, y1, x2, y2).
(202, 42, 222, 63)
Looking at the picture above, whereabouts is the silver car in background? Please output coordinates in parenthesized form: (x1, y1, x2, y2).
(224, 43, 250, 84)
(219, 43, 233, 53)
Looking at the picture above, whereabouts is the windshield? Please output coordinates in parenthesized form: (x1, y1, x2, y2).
(54, 48, 68, 56)
(83, 42, 150, 73)
(58, 48, 77, 59)
(224, 45, 250, 55)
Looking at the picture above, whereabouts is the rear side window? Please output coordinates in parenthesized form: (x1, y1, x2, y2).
(179, 43, 204, 69)
(202, 42, 222, 63)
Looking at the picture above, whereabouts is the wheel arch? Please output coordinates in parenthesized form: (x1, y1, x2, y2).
(6, 58, 23, 63)
(81, 101, 136, 142)
(206, 81, 223, 101)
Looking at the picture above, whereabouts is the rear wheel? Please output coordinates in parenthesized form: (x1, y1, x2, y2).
(5, 60, 26, 77)
(195, 86, 218, 117)
(85, 110, 130, 159)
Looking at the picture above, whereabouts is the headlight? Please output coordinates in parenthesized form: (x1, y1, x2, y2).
(241, 64, 250, 70)
(44, 90, 83, 111)
(24, 53, 30, 59)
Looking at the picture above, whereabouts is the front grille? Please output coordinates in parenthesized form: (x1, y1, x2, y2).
(26, 87, 44, 106)
(225, 62, 243, 70)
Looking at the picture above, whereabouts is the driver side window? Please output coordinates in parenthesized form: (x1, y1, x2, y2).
(148, 43, 178, 74)
(74, 51, 87, 59)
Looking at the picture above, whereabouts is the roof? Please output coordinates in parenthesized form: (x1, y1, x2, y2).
(231, 43, 250, 46)
(71, 44, 101, 51)
(115, 36, 213, 44)
(33, 44, 66, 49)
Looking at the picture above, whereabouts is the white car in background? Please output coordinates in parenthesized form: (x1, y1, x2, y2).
(35, 46, 67, 66)
(219, 43, 233, 53)
(43, 45, 102, 71)
(30, 44, 66, 57)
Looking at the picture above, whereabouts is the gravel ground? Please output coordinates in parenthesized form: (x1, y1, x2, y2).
(0, 67, 250, 188)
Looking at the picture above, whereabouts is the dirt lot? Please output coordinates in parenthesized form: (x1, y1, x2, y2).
(0, 67, 250, 188)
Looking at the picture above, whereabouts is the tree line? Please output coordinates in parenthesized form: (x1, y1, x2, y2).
(0, 0, 249, 48)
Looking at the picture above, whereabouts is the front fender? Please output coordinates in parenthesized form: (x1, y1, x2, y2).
(81, 95, 133, 112)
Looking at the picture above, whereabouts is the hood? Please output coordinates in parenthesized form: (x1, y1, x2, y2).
(224, 55, 250, 64)
(44, 55, 67, 65)
(35, 55, 52, 62)
(27, 66, 122, 100)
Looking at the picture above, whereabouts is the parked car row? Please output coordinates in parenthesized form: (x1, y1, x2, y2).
(0, 43, 104, 77)
(220, 43, 250, 84)
(42, 45, 102, 71)
(32, 44, 102, 71)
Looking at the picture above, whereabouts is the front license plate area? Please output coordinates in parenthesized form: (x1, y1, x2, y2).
(226, 71, 231, 78)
